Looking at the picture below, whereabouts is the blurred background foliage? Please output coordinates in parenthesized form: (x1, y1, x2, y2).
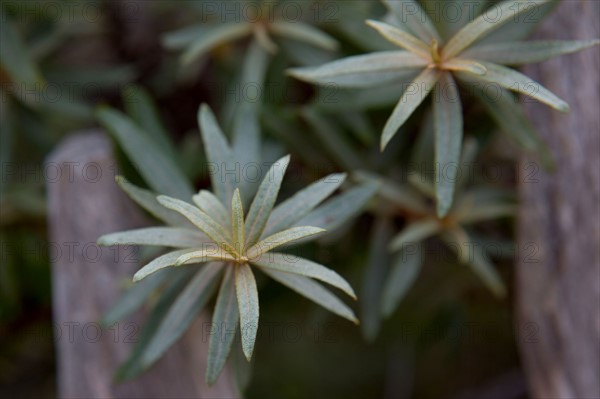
(0, 1, 559, 398)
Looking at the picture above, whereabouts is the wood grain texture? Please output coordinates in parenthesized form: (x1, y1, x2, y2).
(47, 132, 238, 398)
(518, 1, 600, 398)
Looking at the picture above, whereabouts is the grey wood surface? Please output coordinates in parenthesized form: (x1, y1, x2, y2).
(47, 132, 238, 398)
(518, 1, 600, 398)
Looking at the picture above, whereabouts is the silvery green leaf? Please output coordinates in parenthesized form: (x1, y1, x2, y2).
(353, 171, 428, 214)
(96, 108, 193, 200)
(175, 249, 237, 265)
(389, 219, 442, 252)
(206, 267, 239, 386)
(288, 51, 428, 88)
(181, 23, 253, 65)
(261, 268, 358, 324)
(442, 228, 506, 297)
(98, 227, 208, 248)
(247, 227, 325, 259)
(252, 252, 355, 299)
(456, 204, 517, 224)
(264, 173, 346, 237)
(433, 73, 463, 218)
(295, 183, 379, 233)
(442, 58, 487, 75)
(140, 263, 223, 367)
(115, 176, 191, 228)
(270, 21, 339, 51)
(233, 103, 262, 204)
(463, 40, 600, 65)
(462, 61, 569, 112)
(122, 85, 177, 161)
(198, 104, 237, 207)
(157, 196, 237, 255)
(193, 190, 231, 229)
(133, 249, 192, 282)
(231, 189, 245, 251)
(382, 0, 441, 43)
(244, 155, 290, 247)
(162, 25, 209, 50)
(442, 0, 552, 59)
(253, 23, 278, 53)
(366, 20, 431, 59)
(381, 244, 423, 317)
(381, 68, 439, 150)
(235, 264, 259, 361)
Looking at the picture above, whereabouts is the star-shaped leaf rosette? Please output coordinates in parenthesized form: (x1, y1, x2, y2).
(288, 0, 599, 217)
(98, 104, 367, 386)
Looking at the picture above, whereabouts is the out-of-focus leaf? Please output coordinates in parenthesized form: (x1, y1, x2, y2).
(235, 264, 259, 361)
(253, 23, 278, 54)
(456, 204, 516, 224)
(463, 40, 600, 65)
(339, 112, 375, 146)
(353, 171, 428, 215)
(261, 268, 358, 324)
(181, 23, 253, 65)
(381, 68, 439, 150)
(98, 227, 208, 248)
(383, 0, 441, 42)
(382, 244, 423, 317)
(96, 108, 193, 200)
(366, 20, 431, 58)
(389, 219, 442, 252)
(270, 21, 339, 50)
(433, 72, 463, 217)
(206, 267, 239, 386)
(244, 155, 290, 247)
(193, 190, 231, 230)
(162, 25, 210, 49)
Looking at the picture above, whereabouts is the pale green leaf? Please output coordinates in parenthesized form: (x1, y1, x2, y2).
(442, 0, 552, 59)
(96, 107, 193, 200)
(162, 25, 209, 49)
(140, 263, 223, 366)
(381, 68, 439, 150)
(206, 267, 239, 386)
(198, 104, 237, 206)
(463, 40, 600, 65)
(389, 219, 442, 252)
(287, 51, 428, 88)
(261, 268, 358, 324)
(383, 0, 441, 42)
(157, 195, 237, 256)
(270, 21, 339, 51)
(366, 19, 432, 59)
(433, 73, 463, 217)
(193, 190, 231, 229)
(252, 252, 355, 299)
(133, 249, 192, 282)
(253, 23, 278, 53)
(181, 23, 253, 65)
(247, 227, 325, 259)
(442, 58, 487, 75)
(382, 244, 423, 317)
(231, 188, 245, 251)
(175, 248, 237, 265)
(98, 227, 209, 248)
(235, 264, 259, 361)
(456, 204, 516, 224)
(463, 61, 569, 111)
(115, 176, 191, 227)
(264, 173, 346, 237)
(244, 155, 290, 247)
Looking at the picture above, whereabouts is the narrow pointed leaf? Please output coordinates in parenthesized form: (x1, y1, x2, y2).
(193, 190, 231, 229)
(244, 155, 290, 247)
(270, 21, 338, 50)
(381, 68, 439, 150)
(181, 23, 253, 65)
(115, 176, 191, 227)
(353, 171, 428, 214)
(463, 61, 569, 111)
(383, 0, 441, 42)
(287, 51, 428, 88)
(231, 189, 245, 251)
(442, 58, 486, 75)
(252, 252, 355, 298)
(96, 108, 193, 200)
(264, 173, 346, 237)
(382, 244, 423, 317)
(366, 20, 431, 59)
(433, 73, 463, 217)
(157, 195, 237, 255)
(253, 23, 278, 53)
(162, 25, 209, 49)
(463, 40, 600, 65)
(389, 219, 442, 252)
(456, 204, 517, 224)
(206, 267, 239, 386)
(133, 249, 193, 282)
(247, 227, 325, 259)
(98, 227, 209, 248)
(235, 264, 259, 361)
(175, 249, 237, 265)
(442, 0, 552, 59)
(261, 268, 358, 324)
(140, 264, 223, 366)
